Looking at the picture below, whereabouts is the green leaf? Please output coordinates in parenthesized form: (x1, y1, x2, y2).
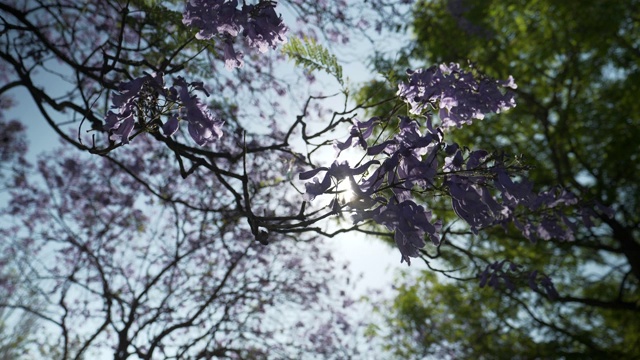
(281, 36, 344, 86)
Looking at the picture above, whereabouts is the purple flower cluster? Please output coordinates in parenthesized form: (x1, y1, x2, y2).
(443, 148, 584, 241)
(299, 159, 380, 202)
(397, 63, 517, 129)
(168, 77, 224, 145)
(361, 116, 440, 201)
(182, 0, 288, 70)
(301, 64, 606, 264)
(105, 72, 164, 144)
(105, 73, 223, 145)
(356, 198, 442, 265)
(301, 116, 444, 265)
(479, 260, 559, 300)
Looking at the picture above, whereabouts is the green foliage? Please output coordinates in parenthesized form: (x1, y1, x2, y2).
(374, 270, 623, 359)
(141, 0, 162, 6)
(362, 0, 640, 357)
(282, 36, 344, 86)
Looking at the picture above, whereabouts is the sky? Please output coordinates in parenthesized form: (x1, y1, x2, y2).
(0, 2, 467, 358)
(0, 0, 424, 302)
(274, 3, 432, 295)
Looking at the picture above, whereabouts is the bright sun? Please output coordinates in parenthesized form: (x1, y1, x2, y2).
(339, 179, 356, 203)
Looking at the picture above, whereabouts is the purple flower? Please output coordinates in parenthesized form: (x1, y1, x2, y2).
(111, 72, 164, 109)
(359, 116, 439, 199)
(112, 75, 148, 108)
(397, 63, 517, 129)
(370, 199, 442, 265)
(106, 111, 135, 144)
(105, 75, 149, 143)
(479, 260, 519, 292)
(332, 117, 379, 154)
(466, 149, 489, 169)
(106, 73, 166, 144)
(173, 77, 224, 145)
(540, 275, 559, 300)
(222, 41, 244, 70)
(494, 169, 535, 206)
(162, 114, 179, 137)
(446, 175, 509, 233)
(107, 74, 225, 146)
(301, 175, 332, 202)
(299, 160, 379, 201)
(443, 144, 464, 171)
(182, 0, 288, 72)
(241, 2, 288, 53)
(182, 0, 243, 40)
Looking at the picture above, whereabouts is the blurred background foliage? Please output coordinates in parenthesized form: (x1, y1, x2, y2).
(359, 0, 640, 358)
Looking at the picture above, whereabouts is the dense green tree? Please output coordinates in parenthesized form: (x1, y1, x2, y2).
(361, 0, 640, 358)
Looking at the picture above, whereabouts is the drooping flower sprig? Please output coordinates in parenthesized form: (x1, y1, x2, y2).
(182, 0, 288, 70)
(105, 1, 290, 144)
(300, 63, 608, 268)
(398, 63, 517, 129)
(105, 72, 223, 146)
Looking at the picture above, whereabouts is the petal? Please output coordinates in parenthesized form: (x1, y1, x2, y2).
(162, 114, 180, 136)
(298, 167, 328, 180)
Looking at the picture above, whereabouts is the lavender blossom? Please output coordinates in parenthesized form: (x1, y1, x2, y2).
(107, 74, 224, 146)
(376, 200, 442, 264)
(241, 2, 288, 53)
(182, 0, 243, 40)
(446, 175, 509, 233)
(173, 77, 224, 146)
(182, 0, 288, 69)
(107, 112, 135, 144)
(494, 169, 535, 206)
(332, 117, 379, 154)
(223, 40, 244, 70)
(111, 75, 148, 108)
(298, 160, 379, 201)
(105, 74, 163, 143)
(397, 63, 517, 129)
(162, 114, 179, 136)
(299, 65, 608, 266)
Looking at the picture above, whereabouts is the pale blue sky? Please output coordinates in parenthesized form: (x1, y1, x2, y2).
(1, 1, 427, 302)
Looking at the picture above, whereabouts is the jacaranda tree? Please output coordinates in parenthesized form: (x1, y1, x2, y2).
(0, 0, 613, 358)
